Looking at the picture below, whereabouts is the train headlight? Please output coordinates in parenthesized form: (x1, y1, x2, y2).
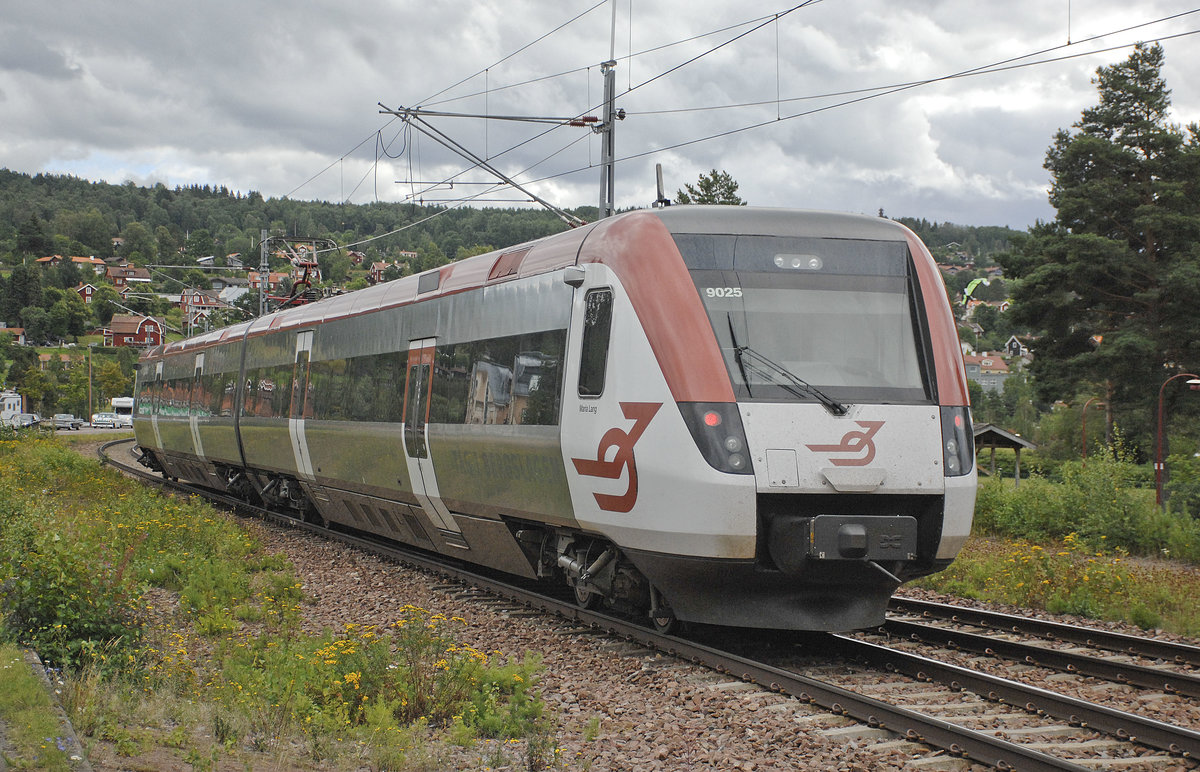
(678, 402, 755, 475)
(940, 406, 974, 477)
(774, 254, 823, 270)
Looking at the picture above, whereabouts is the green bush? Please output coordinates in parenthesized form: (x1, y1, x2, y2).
(1, 436, 554, 766)
(972, 456, 1198, 564)
(0, 527, 144, 671)
(0, 442, 146, 670)
(192, 605, 543, 756)
(1166, 452, 1200, 517)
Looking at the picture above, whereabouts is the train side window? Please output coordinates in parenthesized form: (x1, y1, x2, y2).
(578, 289, 613, 397)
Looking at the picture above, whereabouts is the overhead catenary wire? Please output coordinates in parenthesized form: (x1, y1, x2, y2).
(392, 3, 1200, 209)
(379, 103, 588, 228)
(290, 4, 1200, 261)
(472, 23, 1200, 195)
(293, 2, 823, 206)
(418, 0, 609, 106)
(633, 8, 1200, 117)
(380, 2, 823, 219)
(420, 9, 805, 109)
(284, 1, 606, 203)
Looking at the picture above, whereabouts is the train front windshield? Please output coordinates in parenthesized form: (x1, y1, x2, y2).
(674, 233, 932, 405)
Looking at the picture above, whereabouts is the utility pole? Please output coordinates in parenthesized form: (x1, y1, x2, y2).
(258, 229, 269, 317)
(597, 0, 621, 218)
(597, 60, 618, 219)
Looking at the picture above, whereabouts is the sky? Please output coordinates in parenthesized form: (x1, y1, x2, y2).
(2, 1, 1198, 230)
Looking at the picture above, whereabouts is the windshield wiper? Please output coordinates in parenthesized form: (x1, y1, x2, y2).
(733, 345, 848, 416)
(726, 314, 753, 397)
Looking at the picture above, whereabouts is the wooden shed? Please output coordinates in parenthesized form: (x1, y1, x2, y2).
(973, 423, 1036, 486)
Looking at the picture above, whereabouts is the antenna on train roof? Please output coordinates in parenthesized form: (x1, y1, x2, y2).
(652, 163, 672, 208)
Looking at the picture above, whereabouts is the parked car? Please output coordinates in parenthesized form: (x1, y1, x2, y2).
(90, 412, 120, 428)
(7, 412, 40, 429)
(53, 413, 84, 430)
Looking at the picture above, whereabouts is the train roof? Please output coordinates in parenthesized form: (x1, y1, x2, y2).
(650, 206, 910, 241)
(148, 207, 915, 359)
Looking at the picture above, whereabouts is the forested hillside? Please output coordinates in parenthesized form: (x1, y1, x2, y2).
(0, 167, 1016, 275)
(895, 217, 1019, 263)
(0, 168, 583, 273)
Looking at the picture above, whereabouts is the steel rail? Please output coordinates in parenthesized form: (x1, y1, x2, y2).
(834, 634, 1200, 759)
(891, 597, 1200, 667)
(883, 618, 1200, 699)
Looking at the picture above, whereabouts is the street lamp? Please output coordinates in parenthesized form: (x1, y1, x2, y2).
(87, 343, 94, 421)
(1155, 373, 1200, 508)
(1081, 396, 1105, 467)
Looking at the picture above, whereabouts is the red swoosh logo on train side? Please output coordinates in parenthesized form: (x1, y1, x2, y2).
(805, 420, 884, 467)
(571, 401, 662, 513)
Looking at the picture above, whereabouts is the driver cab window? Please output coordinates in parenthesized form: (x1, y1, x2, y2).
(578, 289, 613, 397)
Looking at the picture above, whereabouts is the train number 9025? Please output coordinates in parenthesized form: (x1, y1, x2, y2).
(704, 287, 743, 298)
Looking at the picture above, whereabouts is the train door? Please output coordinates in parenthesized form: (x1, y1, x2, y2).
(151, 360, 164, 450)
(402, 338, 463, 537)
(189, 353, 205, 457)
(288, 331, 316, 480)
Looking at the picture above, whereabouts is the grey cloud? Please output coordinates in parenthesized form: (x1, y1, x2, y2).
(0, 28, 82, 80)
(0, 0, 1195, 228)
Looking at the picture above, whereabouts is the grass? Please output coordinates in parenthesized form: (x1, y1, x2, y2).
(0, 644, 78, 771)
(931, 454, 1200, 635)
(0, 435, 563, 770)
(916, 533, 1200, 635)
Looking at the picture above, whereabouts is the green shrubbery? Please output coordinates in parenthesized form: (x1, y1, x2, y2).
(918, 454, 1200, 634)
(972, 456, 1200, 563)
(0, 437, 551, 767)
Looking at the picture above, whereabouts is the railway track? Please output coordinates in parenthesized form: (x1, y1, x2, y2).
(100, 438, 1200, 771)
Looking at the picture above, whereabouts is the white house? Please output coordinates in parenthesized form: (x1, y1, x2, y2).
(1, 390, 23, 421)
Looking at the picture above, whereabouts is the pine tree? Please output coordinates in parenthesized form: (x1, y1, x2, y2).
(1000, 44, 1200, 453)
(675, 169, 747, 205)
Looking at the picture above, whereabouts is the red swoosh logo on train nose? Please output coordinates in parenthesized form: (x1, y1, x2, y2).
(571, 401, 661, 512)
(805, 420, 884, 466)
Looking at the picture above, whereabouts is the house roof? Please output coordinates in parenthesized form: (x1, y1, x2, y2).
(107, 314, 159, 335)
(37, 255, 107, 268)
(963, 354, 1010, 373)
(107, 266, 152, 282)
(974, 423, 1036, 451)
(183, 290, 223, 306)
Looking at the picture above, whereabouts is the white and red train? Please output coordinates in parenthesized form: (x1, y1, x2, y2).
(133, 206, 977, 631)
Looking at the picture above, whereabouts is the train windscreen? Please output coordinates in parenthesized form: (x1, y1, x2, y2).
(674, 233, 932, 405)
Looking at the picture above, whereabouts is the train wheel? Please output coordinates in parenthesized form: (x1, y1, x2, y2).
(649, 586, 676, 633)
(650, 612, 676, 635)
(573, 582, 600, 609)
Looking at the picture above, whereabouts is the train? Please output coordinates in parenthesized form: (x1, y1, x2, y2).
(132, 206, 977, 632)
